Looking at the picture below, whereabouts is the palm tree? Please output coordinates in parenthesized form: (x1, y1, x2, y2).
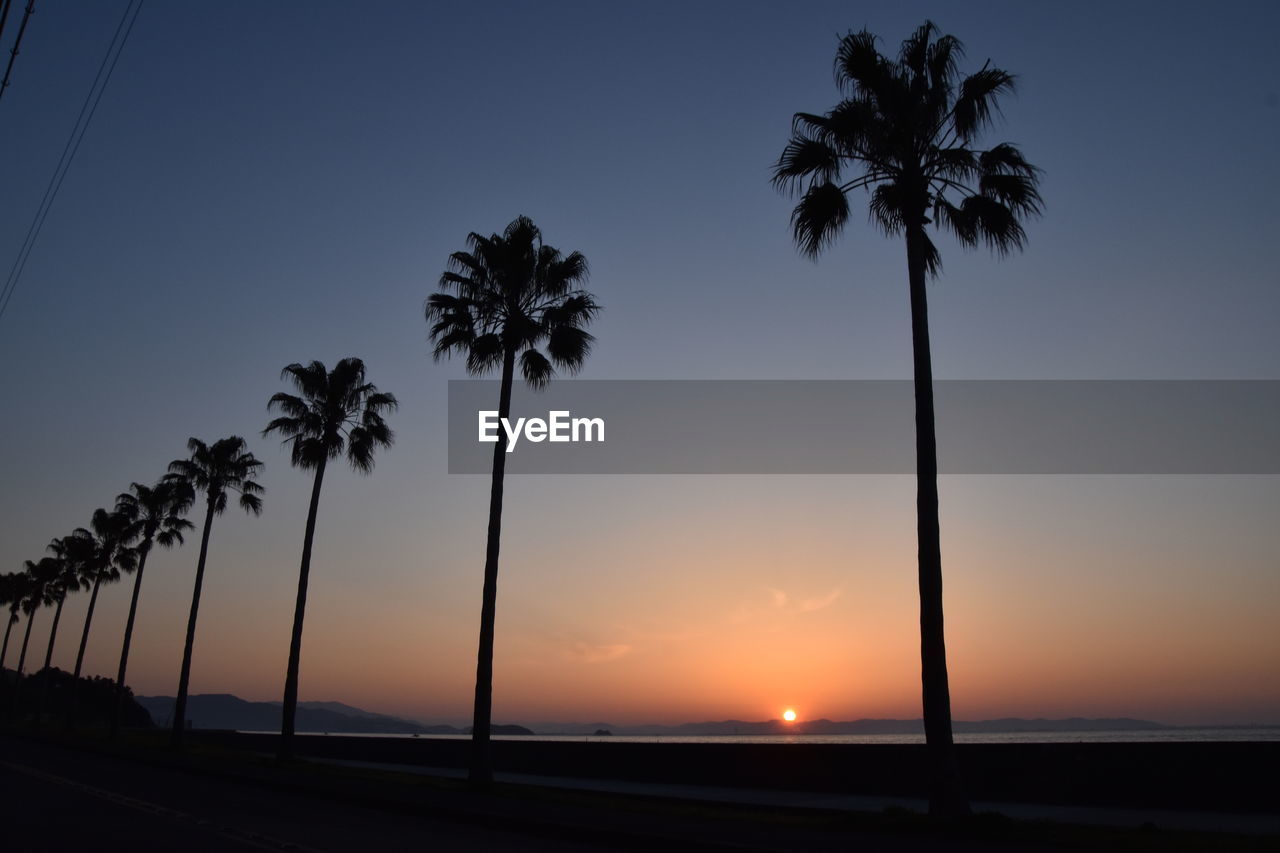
(167, 437, 264, 747)
(34, 534, 90, 727)
(66, 508, 137, 728)
(263, 358, 397, 760)
(15, 557, 59, 675)
(0, 571, 24, 669)
(427, 215, 600, 784)
(772, 22, 1042, 817)
(69, 510, 137, 682)
(110, 478, 195, 737)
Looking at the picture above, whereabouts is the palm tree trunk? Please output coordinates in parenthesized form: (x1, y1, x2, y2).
(905, 222, 969, 818)
(42, 598, 64, 672)
(65, 574, 104, 730)
(278, 458, 328, 761)
(172, 498, 216, 748)
(469, 347, 516, 786)
(34, 596, 64, 729)
(110, 543, 150, 739)
(11, 604, 36, 720)
(16, 604, 36, 674)
(1, 609, 16, 668)
(72, 577, 103, 679)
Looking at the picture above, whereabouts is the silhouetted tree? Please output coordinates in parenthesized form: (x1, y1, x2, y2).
(16, 557, 59, 675)
(110, 478, 195, 737)
(66, 510, 137, 728)
(167, 437, 264, 747)
(427, 215, 600, 784)
(0, 571, 24, 669)
(263, 358, 397, 761)
(773, 21, 1041, 817)
(35, 534, 90, 726)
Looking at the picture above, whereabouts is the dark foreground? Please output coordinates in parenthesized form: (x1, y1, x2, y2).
(3, 733, 1277, 852)
(194, 731, 1280, 813)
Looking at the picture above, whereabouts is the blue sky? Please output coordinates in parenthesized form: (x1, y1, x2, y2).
(0, 2, 1276, 724)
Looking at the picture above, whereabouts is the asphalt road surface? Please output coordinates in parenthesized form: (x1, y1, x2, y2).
(1, 737, 621, 852)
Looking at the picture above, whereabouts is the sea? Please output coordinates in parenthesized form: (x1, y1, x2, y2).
(284, 728, 1280, 745)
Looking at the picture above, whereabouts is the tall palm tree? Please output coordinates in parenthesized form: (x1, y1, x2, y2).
(167, 437, 264, 747)
(15, 557, 59, 675)
(773, 22, 1042, 817)
(34, 534, 90, 727)
(69, 509, 137, 682)
(263, 358, 397, 760)
(110, 478, 195, 738)
(0, 571, 24, 669)
(427, 215, 600, 784)
(66, 508, 138, 729)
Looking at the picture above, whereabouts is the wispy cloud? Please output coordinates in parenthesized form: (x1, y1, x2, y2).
(752, 585, 844, 617)
(561, 640, 633, 664)
(797, 588, 843, 613)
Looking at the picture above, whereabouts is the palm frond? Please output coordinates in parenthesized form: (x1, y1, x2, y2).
(791, 181, 851, 258)
(519, 349, 554, 388)
(953, 67, 1016, 141)
(239, 492, 264, 516)
(466, 333, 504, 374)
(772, 137, 843, 194)
(834, 29, 884, 95)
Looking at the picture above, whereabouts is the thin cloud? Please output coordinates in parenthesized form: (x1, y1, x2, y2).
(797, 588, 843, 613)
(562, 640, 633, 664)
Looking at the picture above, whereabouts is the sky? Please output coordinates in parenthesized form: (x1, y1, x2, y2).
(0, 1, 1277, 727)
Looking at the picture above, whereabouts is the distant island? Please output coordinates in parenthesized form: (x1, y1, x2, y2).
(136, 694, 533, 735)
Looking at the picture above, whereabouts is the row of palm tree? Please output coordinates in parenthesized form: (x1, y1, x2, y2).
(5, 20, 1035, 820)
(0, 359, 397, 763)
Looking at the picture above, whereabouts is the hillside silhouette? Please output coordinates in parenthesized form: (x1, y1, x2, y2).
(136, 693, 533, 735)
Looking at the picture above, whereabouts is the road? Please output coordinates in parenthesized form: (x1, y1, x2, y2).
(1, 737, 619, 852)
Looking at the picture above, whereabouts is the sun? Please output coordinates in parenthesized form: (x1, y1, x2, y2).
(782, 709, 797, 722)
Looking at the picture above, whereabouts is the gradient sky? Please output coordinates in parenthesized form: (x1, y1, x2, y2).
(0, 1, 1276, 727)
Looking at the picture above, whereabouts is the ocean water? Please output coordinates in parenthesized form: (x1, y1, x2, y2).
(285, 728, 1280, 745)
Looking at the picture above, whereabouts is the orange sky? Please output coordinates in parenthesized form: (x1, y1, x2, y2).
(40, 473, 1280, 727)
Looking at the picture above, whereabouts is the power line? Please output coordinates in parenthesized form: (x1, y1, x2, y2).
(0, 0, 35, 103)
(0, 0, 15, 50)
(0, 0, 143, 323)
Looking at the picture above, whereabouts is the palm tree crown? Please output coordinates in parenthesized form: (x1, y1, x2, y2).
(115, 479, 196, 554)
(168, 437, 265, 516)
(1, 572, 22, 611)
(74, 508, 139, 587)
(47, 535, 91, 602)
(427, 215, 600, 386)
(263, 358, 397, 472)
(773, 21, 1042, 266)
(20, 558, 61, 614)
(2, 571, 27, 624)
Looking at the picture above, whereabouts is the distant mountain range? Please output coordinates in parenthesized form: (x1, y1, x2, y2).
(135, 694, 532, 735)
(134, 693, 1171, 737)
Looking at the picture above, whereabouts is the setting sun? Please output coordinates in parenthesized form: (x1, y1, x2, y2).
(782, 709, 797, 722)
